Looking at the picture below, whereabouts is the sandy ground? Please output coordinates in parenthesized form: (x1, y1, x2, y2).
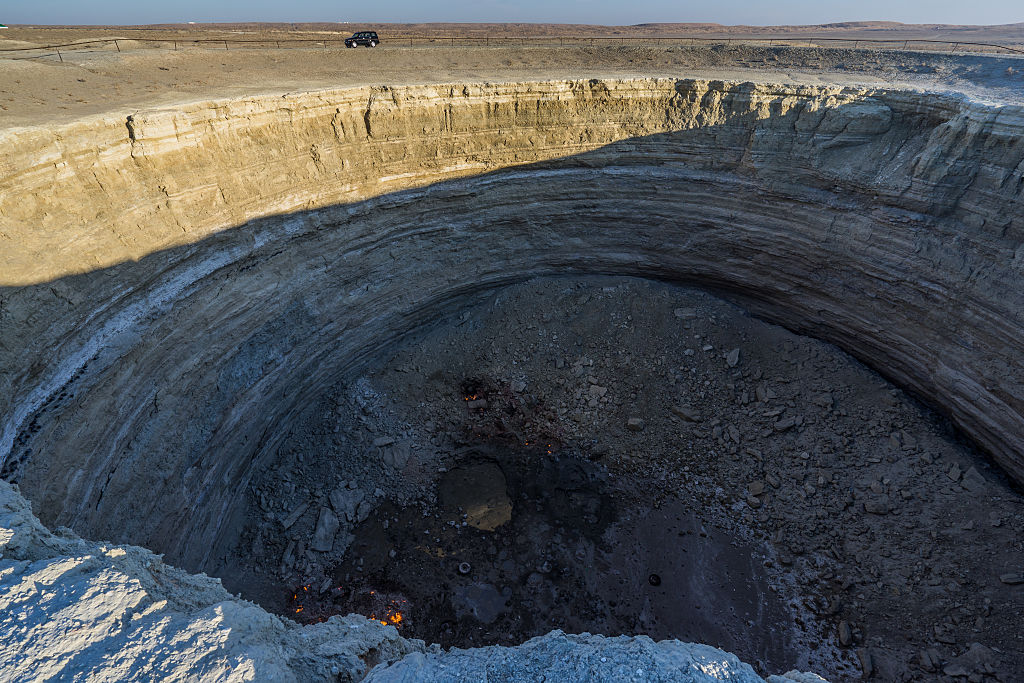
(1, 41, 1023, 128)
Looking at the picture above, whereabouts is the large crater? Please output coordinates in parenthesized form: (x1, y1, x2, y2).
(1, 76, 1023, 679)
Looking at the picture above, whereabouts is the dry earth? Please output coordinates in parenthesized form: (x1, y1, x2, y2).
(1, 38, 1023, 127)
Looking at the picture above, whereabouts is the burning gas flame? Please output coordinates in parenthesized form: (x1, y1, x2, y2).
(368, 598, 407, 628)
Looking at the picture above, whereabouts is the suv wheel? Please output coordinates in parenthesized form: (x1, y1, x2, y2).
(368, 40, 377, 47)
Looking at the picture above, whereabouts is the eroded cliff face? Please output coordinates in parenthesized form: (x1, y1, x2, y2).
(0, 78, 1022, 574)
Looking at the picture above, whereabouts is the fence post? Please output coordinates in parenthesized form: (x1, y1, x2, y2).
(224, 40, 229, 50)
(174, 40, 178, 51)
(903, 40, 908, 50)
(114, 39, 120, 52)
(952, 42, 959, 52)
(56, 47, 63, 62)
(854, 40, 859, 49)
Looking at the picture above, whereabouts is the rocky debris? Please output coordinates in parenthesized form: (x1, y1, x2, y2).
(626, 417, 645, 432)
(856, 648, 873, 678)
(837, 621, 852, 647)
(918, 648, 942, 672)
(941, 643, 999, 680)
(961, 466, 988, 493)
(726, 348, 741, 368)
(381, 442, 412, 469)
(773, 417, 797, 432)
(672, 405, 701, 422)
(0, 480, 420, 682)
(863, 495, 891, 515)
(330, 484, 372, 525)
(998, 572, 1024, 585)
(281, 502, 308, 529)
(311, 507, 340, 552)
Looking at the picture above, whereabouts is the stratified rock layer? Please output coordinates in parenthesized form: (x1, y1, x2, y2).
(0, 78, 1022, 576)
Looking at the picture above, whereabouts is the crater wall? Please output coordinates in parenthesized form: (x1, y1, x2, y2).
(0, 78, 1022, 572)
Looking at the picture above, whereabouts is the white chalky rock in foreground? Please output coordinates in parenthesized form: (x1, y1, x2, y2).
(0, 480, 826, 681)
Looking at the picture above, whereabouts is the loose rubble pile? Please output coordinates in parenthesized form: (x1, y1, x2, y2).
(4, 476, 831, 682)
(224, 276, 1024, 681)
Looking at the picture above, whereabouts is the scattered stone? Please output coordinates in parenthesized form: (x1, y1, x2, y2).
(748, 480, 766, 496)
(857, 648, 874, 678)
(626, 417, 645, 432)
(281, 539, 296, 569)
(381, 442, 411, 469)
(510, 380, 527, 393)
(727, 424, 740, 443)
(673, 307, 697, 319)
(372, 436, 395, 448)
(589, 385, 608, 398)
(942, 663, 970, 677)
(726, 348, 741, 368)
(466, 398, 488, 410)
(329, 486, 369, 524)
(811, 393, 834, 409)
(998, 572, 1024, 585)
(745, 495, 762, 509)
(774, 417, 797, 432)
(918, 648, 941, 672)
(281, 502, 309, 529)
(765, 473, 780, 489)
(310, 507, 339, 552)
(947, 463, 962, 482)
(671, 405, 700, 422)
(864, 495, 891, 515)
(838, 620, 852, 647)
(961, 466, 988, 493)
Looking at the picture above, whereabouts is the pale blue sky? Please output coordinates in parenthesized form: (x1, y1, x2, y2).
(3, 0, 1021, 27)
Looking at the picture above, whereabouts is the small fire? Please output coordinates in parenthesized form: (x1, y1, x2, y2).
(290, 584, 311, 616)
(367, 597, 408, 628)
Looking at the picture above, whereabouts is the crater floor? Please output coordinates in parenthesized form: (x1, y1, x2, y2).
(227, 277, 1024, 681)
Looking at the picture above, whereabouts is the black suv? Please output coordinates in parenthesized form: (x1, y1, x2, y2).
(345, 31, 380, 48)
